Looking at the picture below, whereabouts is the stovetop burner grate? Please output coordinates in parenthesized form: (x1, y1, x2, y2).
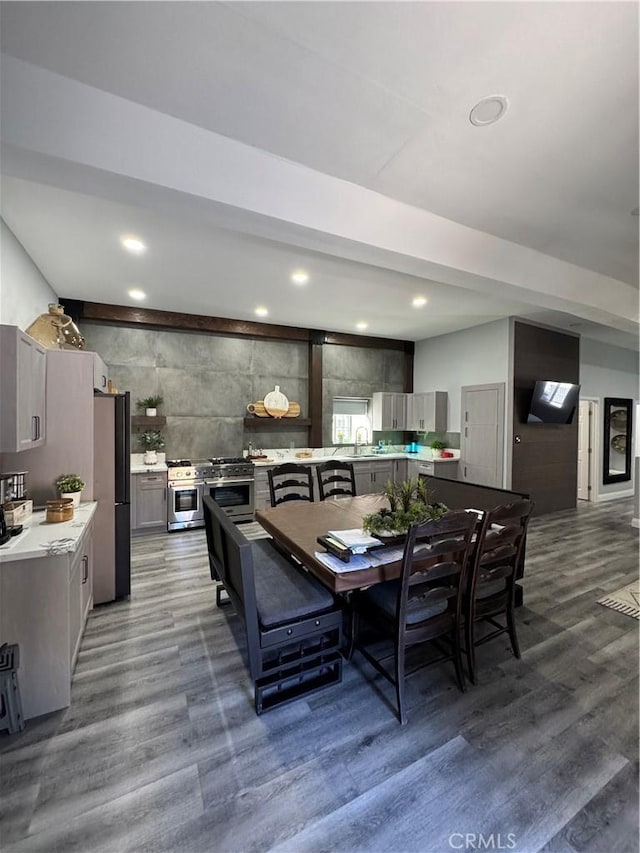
(210, 457, 248, 465)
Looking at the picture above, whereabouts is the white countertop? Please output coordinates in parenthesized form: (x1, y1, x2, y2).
(252, 451, 459, 467)
(130, 452, 168, 474)
(131, 463, 168, 474)
(0, 502, 98, 563)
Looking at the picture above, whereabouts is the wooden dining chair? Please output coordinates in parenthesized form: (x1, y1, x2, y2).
(464, 499, 534, 684)
(268, 463, 314, 507)
(350, 510, 477, 725)
(316, 460, 356, 500)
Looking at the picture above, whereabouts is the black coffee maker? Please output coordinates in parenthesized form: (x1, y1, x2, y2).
(0, 506, 9, 546)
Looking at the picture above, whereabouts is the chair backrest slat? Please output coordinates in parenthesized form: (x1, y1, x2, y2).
(398, 510, 477, 628)
(470, 499, 534, 602)
(268, 463, 314, 506)
(316, 461, 356, 501)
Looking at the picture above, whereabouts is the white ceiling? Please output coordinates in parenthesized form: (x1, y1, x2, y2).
(0, 1, 638, 348)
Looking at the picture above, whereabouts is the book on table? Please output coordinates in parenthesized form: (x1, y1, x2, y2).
(326, 529, 382, 554)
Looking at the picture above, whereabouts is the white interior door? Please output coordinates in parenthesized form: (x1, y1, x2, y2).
(460, 384, 505, 488)
(577, 399, 593, 501)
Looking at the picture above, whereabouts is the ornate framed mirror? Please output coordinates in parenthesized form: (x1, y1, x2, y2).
(603, 398, 633, 485)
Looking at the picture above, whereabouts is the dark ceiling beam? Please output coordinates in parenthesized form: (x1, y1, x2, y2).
(62, 299, 415, 353)
(62, 299, 310, 342)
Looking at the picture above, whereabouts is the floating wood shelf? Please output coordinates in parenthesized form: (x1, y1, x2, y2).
(244, 417, 311, 430)
(132, 415, 167, 428)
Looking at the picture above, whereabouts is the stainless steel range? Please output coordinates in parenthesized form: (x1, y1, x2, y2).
(167, 457, 255, 531)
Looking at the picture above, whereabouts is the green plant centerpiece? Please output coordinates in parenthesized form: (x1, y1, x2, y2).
(139, 430, 165, 451)
(362, 478, 447, 537)
(429, 439, 447, 456)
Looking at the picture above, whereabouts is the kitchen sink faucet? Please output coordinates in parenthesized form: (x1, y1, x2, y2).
(354, 426, 369, 455)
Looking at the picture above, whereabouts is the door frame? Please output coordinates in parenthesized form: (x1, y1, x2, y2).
(578, 397, 599, 503)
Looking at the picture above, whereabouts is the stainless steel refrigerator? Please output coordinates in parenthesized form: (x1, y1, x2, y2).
(93, 392, 131, 603)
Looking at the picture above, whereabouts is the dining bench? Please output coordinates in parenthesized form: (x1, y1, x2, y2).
(203, 496, 343, 714)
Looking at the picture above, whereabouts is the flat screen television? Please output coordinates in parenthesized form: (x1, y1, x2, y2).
(526, 380, 580, 424)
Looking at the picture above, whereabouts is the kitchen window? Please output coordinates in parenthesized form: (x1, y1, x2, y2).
(332, 397, 371, 444)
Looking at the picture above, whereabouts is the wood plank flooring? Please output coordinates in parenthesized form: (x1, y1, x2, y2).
(1, 499, 638, 853)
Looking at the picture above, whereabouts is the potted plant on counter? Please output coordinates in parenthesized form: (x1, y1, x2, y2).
(429, 439, 447, 458)
(56, 473, 85, 508)
(140, 429, 165, 465)
(362, 478, 447, 538)
(137, 395, 164, 417)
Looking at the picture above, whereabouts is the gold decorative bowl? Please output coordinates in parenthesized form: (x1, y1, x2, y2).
(46, 498, 74, 523)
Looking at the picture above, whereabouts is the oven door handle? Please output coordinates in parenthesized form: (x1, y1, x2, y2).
(204, 478, 255, 486)
(168, 482, 204, 489)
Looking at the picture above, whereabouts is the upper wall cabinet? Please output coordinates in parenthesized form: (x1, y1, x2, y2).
(371, 392, 408, 431)
(0, 325, 47, 452)
(407, 391, 448, 433)
(92, 352, 109, 392)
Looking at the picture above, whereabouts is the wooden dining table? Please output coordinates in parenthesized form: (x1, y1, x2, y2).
(255, 494, 406, 594)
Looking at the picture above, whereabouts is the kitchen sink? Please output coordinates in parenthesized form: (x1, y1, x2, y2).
(341, 454, 382, 460)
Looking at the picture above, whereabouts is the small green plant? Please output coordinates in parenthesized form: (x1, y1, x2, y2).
(137, 395, 164, 410)
(139, 430, 165, 451)
(429, 439, 447, 452)
(56, 474, 85, 494)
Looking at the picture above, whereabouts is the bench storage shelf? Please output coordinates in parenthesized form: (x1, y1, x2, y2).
(203, 496, 343, 714)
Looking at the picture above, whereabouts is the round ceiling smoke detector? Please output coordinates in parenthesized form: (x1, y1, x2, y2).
(469, 95, 509, 127)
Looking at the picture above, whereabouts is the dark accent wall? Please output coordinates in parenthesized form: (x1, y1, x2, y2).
(511, 321, 580, 515)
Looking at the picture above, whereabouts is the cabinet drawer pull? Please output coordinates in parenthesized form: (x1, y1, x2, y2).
(81, 555, 89, 583)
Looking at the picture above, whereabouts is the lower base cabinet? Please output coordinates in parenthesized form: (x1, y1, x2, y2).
(254, 469, 270, 512)
(132, 472, 167, 530)
(0, 519, 94, 720)
(353, 461, 394, 495)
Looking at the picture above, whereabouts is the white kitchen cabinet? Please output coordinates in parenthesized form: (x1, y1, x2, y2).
(0, 325, 47, 451)
(353, 460, 394, 495)
(92, 352, 109, 392)
(417, 459, 459, 481)
(407, 392, 448, 433)
(0, 514, 94, 720)
(371, 393, 408, 431)
(393, 458, 408, 483)
(69, 527, 93, 670)
(132, 471, 167, 530)
(253, 468, 271, 512)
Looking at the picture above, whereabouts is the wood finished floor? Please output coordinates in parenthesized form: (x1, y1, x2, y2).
(1, 499, 638, 853)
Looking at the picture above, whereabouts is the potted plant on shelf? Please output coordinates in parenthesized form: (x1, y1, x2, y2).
(56, 473, 85, 508)
(139, 429, 165, 465)
(137, 395, 164, 417)
(429, 439, 447, 458)
(362, 478, 447, 538)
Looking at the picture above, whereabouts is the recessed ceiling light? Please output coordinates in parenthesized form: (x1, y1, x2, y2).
(291, 270, 309, 285)
(127, 288, 146, 301)
(255, 306, 269, 317)
(469, 95, 509, 127)
(356, 321, 368, 331)
(121, 236, 146, 254)
(412, 296, 427, 308)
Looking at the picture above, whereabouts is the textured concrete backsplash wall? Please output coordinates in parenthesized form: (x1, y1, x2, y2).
(322, 344, 406, 444)
(83, 324, 407, 456)
(83, 324, 309, 458)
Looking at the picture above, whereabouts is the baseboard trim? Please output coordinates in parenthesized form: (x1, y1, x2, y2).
(597, 488, 635, 503)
